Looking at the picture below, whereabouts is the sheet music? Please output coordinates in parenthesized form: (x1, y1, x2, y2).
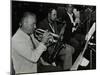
(85, 22, 96, 41)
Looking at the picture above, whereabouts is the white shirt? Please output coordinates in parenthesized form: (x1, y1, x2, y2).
(67, 12, 76, 26)
(12, 28, 47, 74)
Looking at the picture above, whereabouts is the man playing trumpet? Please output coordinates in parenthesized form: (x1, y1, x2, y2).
(12, 12, 61, 74)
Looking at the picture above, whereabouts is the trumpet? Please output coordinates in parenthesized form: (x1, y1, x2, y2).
(34, 29, 59, 42)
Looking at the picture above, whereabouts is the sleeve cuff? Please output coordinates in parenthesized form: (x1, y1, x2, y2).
(37, 42, 47, 52)
(31, 42, 47, 62)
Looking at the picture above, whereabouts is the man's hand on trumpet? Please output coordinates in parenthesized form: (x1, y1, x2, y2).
(41, 30, 53, 47)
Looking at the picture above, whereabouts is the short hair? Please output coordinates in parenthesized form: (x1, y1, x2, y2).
(66, 4, 74, 8)
(48, 8, 57, 14)
(19, 12, 36, 27)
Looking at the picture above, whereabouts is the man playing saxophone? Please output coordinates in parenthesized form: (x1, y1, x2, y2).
(38, 8, 74, 70)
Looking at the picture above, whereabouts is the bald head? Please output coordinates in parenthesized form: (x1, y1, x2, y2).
(20, 12, 37, 34)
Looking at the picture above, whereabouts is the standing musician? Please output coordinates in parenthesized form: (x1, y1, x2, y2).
(38, 8, 74, 70)
(12, 12, 61, 74)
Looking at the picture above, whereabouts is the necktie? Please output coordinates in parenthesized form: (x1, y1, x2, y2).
(29, 35, 36, 49)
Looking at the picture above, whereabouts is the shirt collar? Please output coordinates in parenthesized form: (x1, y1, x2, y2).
(67, 12, 73, 16)
(18, 28, 30, 39)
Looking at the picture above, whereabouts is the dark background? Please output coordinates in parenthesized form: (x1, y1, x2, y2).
(11, 1, 96, 70)
(12, 1, 96, 36)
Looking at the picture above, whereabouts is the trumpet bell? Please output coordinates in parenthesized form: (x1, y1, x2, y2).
(34, 29, 59, 42)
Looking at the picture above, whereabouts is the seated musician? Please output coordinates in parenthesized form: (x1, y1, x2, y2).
(12, 12, 61, 74)
(62, 4, 80, 47)
(59, 4, 84, 62)
(38, 8, 74, 70)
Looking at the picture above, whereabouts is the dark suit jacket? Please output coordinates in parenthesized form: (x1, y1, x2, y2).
(62, 13, 75, 44)
(37, 18, 59, 34)
(37, 18, 59, 62)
